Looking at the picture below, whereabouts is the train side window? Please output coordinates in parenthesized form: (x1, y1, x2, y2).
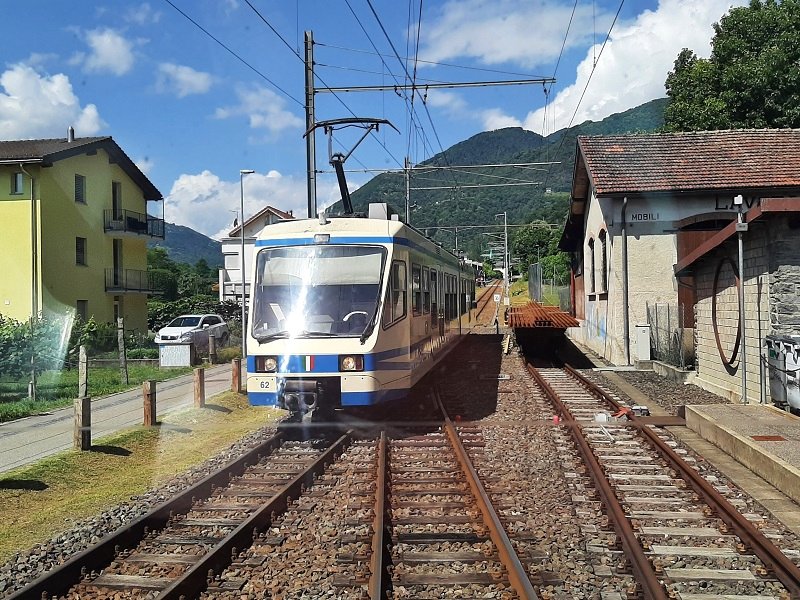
(422, 266, 430, 314)
(382, 260, 407, 328)
(411, 263, 421, 316)
(430, 270, 438, 323)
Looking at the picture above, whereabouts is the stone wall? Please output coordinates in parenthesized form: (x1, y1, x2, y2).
(693, 216, 800, 403)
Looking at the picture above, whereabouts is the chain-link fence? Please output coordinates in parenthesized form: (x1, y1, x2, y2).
(646, 302, 694, 369)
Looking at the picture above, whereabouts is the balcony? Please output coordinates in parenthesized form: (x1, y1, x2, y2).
(105, 269, 164, 294)
(104, 209, 165, 239)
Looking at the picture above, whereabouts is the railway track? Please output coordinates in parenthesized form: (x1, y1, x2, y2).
(374, 416, 537, 598)
(527, 362, 800, 599)
(475, 280, 503, 324)
(8, 431, 350, 600)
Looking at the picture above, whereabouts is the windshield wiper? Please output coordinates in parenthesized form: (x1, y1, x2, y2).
(254, 330, 291, 342)
(255, 329, 338, 342)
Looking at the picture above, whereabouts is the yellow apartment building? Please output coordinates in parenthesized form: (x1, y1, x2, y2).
(0, 132, 164, 334)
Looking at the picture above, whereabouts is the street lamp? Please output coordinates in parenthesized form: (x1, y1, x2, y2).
(239, 169, 255, 363)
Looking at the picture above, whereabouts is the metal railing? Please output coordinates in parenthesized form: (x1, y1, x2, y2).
(646, 301, 694, 369)
(105, 268, 162, 293)
(104, 209, 165, 238)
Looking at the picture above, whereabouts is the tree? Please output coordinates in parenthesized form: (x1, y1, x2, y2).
(664, 0, 800, 131)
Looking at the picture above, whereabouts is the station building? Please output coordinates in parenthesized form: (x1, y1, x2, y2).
(560, 129, 800, 404)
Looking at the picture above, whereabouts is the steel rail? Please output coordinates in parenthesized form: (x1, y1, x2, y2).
(564, 364, 800, 596)
(7, 432, 285, 600)
(525, 363, 667, 599)
(434, 389, 539, 599)
(368, 432, 388, 599)
(156, 431, 352, 599)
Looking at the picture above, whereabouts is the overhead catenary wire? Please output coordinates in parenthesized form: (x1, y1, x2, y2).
(162, 0, 304, 108)
(543, 0, 625, 189)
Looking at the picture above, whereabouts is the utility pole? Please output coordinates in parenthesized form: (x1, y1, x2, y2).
(304, 31, 316, 218)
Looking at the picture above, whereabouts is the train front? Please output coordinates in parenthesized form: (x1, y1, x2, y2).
(245, 226, 390, 419)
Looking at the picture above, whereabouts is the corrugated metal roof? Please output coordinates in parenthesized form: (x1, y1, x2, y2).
(506, 302, 579, 329)
(578, 129, 800, 195)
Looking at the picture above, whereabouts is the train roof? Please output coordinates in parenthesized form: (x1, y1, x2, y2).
(255, 208, 464, 266)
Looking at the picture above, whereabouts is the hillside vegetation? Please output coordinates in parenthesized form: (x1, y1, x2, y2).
(336, 97, 668, 259)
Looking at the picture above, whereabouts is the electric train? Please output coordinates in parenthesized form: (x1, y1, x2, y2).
(244, 203, 476, 418)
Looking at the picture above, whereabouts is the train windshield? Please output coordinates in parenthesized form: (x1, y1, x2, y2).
(251, 244, 387, 340)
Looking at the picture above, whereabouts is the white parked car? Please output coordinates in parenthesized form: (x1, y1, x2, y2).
(155, 314, 229, 349)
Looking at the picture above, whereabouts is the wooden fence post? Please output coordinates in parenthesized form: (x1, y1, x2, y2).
(194, 367, 205, 408)
(208, 333, 217, 364)
(143, 380, 157, 426)
(232, 358, 242, 393)
(118, 317, 128, 385)
(73, 345, 91, 450)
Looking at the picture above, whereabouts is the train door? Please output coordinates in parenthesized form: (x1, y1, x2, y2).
(430, 269, 439, 333)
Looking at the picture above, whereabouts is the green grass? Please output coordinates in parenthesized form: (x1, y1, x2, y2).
(0, 365, 194, 422)
(0, 392, 283, 562)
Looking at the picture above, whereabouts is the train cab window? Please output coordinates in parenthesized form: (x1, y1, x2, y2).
(411, 264, 421, 316)
(251, 244, 386, 339)
(422, 266, 430, 314)
(382, 260, 407, 327)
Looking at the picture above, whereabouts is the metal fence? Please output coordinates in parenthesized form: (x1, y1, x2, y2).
(646, 302, 694, 369)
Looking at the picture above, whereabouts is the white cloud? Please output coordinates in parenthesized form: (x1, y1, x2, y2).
(214, 85, 303, 137)
(126, 3, 161, 25)
(523, 0, 749, 134)
(135, 156, 155, 175)
(0, 64, 105, 139)
(481, 108, 522, 130)
(165, 170, 347, 240)
(156, 63, 213, 97)
(420, 0, 609, 68)
(423, 90, 468, 114)
(74, 28, 136, 76)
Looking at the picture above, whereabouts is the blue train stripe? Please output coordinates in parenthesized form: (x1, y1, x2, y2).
(342, 388, 409, 406)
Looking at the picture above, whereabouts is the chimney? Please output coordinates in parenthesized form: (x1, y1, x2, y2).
(67, 126, 74, 142)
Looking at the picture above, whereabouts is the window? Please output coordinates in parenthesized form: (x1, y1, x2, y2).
(411, 263, 421, 315)
(382, 260, 407, 326)
(112, 181, 122, 218)
(422, 266, 430, 314)
(76, 237, 87, 265)
(588, 238, 596, 293)
(76, 300, 88, 322)
(599, 230, 608, 292)
(11, 173, 24, 195)
(75, 174, 86, 203)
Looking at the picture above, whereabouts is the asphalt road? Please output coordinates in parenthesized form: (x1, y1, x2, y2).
(0, 363, 238, 473)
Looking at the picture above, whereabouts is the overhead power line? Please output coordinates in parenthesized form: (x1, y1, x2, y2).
(162, 0, 303, 107)
(317, 78, 555, 93)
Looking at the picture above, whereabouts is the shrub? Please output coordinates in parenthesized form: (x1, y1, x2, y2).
(127, 348, 158, 359)
(217, 347, 241, 362)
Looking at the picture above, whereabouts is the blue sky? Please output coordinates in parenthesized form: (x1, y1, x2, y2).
(2, 0, 744, 239)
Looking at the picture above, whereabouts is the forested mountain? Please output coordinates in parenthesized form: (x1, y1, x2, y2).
(148, 222, 223, 268)
(335, 97, 668, 258)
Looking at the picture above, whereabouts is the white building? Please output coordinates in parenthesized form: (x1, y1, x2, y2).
(218, 205, 294, 305)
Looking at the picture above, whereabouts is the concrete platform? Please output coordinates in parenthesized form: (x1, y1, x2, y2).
(685, 404, 800, 505)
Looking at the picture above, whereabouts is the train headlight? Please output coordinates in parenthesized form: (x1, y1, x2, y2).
(256, 356, 278, 372)
(339, 355, 364, 372)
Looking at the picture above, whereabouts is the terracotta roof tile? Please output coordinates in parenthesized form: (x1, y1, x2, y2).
(578, 129, 800, 195)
